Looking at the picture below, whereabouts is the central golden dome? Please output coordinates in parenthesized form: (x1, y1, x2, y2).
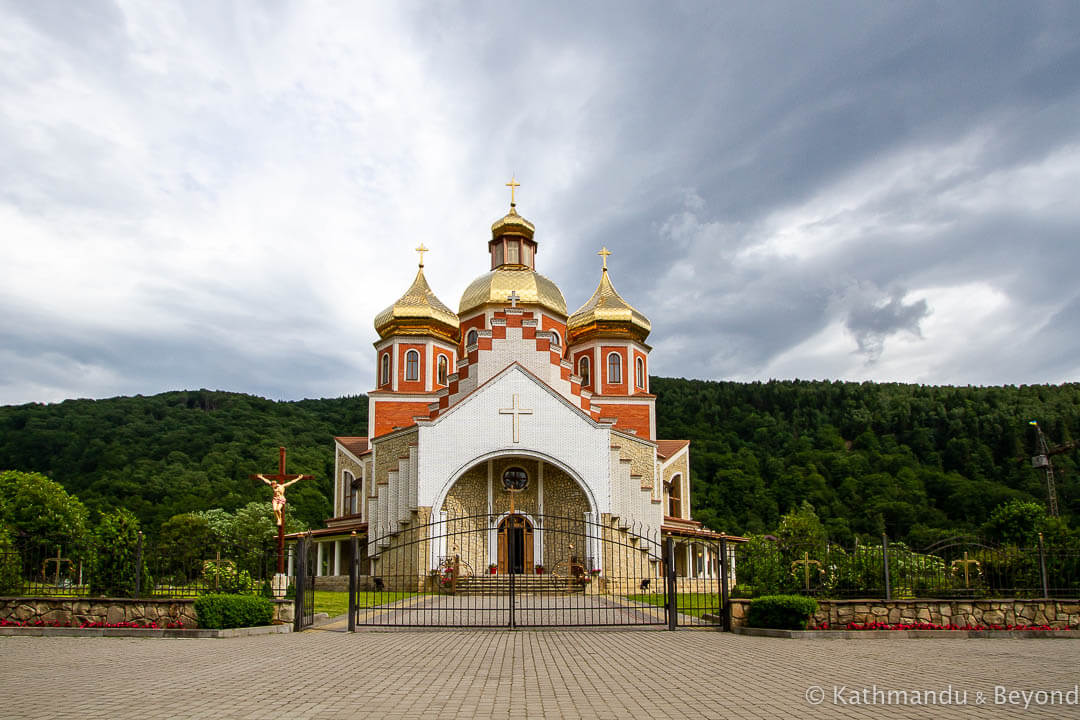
(458, 267, 567, 317)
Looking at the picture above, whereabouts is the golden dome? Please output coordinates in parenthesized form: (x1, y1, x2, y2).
(459, 267, 568, 317)
(374, 267, 460, 342)
(490, 206, 535, 240)
(567, 267, 651, 343)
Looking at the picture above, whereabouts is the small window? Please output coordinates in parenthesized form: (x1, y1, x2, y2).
(502, 466, 528, 491)
(380, 353, 391, 386)
(522, 243, 532, 267)
(405, 349, 420, 381)
(607, 352, 622, 384)
(466, 329, 479, 346)
(506, 239, 520, 265)
(343, 471, 354, 515)
(635, 357, 645, 389)
(437, 355, 448, 385)
(668, 474, 682, 518)
(579, 356, 590, 387)
(494, 243, 504, 267)
(549, 330, 560, 349)
(351, 476, 363, 515)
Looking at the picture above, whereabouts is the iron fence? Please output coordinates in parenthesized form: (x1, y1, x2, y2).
(732, 534, 1080, 600)
(0, 537, 284, 599)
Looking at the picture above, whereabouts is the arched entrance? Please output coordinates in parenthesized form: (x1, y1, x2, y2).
(497, 515, 534, 574)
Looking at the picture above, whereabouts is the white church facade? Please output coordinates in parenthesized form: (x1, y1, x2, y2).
(294, 188, 727, 584)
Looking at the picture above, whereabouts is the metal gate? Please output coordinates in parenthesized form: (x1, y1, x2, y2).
(293, 536, 317, 631)
(348, 512, 687, 628)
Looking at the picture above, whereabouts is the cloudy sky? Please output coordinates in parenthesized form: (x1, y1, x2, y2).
(2, 1, 1079, 406)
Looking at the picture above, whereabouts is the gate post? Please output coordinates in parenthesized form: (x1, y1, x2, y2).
(348, 532, 358, 633)
(719, 535, 731, 632)
(665, 537, 677, 630)
(293, 538, 306, 632)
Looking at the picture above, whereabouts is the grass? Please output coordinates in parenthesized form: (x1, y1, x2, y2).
(313, 590, 418, 617)
(625, 592, 720, 619)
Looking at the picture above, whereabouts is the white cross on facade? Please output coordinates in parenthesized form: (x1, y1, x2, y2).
(498, 393, 533, 443)
(507, 290, 520, 309)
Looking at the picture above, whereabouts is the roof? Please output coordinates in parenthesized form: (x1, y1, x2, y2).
(662, 524, 749, 542)
(567, 268, 651, 343)
(656, 439, 690, 460)
(373, 266, 460, 340)
(335, 437, 370, 457)
(458, 267, 567, 316)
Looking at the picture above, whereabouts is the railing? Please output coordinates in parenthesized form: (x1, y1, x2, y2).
(732, 534, 1080, 600)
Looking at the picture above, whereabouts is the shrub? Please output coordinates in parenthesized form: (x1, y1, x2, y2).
(91, 509, 151, 597)
(0, 524, 20, 594)
(747, 595, 819, 630)
(194, 594, 274, 629)
(200, 559, 254, 594)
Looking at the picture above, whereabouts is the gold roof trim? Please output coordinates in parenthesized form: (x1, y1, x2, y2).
(459, 267, 567, 317)
(567, 269, 651, 343)
(374, 267, 460, 340)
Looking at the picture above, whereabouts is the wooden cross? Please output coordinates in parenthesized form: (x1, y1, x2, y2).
(250, 446, 313, 573)
(42, 547, 71, 587)
(507, 290, 520, 308)
(790, 551, 823, 591)
(415, 243, 429, 268)
(951, 551, 980, 589)
(499, 394, 533, 443)
(506, 176, 520, 206)
(597, 246, 612, 270)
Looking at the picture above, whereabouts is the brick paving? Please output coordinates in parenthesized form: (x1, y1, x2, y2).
(2, 629, 1079, 719)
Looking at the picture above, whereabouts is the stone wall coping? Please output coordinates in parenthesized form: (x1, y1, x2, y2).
(734, 626, 1080, 640)
(0, 624, 291, 639)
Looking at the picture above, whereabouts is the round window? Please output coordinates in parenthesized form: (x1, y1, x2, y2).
(502, 467, 528, 492)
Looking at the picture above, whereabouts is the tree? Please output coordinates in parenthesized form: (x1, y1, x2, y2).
(91, 508, 149, 597)
(982, 500, 1046, 545)
(156, 513, 216, 583)
(0, 470, 89, 546)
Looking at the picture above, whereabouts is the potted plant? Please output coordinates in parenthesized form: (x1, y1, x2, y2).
(489, 563, 498, 575)
(534, 564, 544, 575)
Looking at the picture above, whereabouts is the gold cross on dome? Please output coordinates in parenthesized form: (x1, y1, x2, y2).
(506, 176, 520, 206)
(598, 246, 612, 270)
(415, 243, 429, 267)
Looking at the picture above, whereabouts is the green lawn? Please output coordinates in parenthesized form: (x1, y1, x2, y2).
(625, 593, 720, 619)
(313, 590, 418, 617)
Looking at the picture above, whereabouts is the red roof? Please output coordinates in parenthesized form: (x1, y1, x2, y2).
(656, 439, 689, 459)
(335, 437, 370, 457)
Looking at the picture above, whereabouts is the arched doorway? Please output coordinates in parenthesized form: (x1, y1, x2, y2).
(497, 515, 533, 574)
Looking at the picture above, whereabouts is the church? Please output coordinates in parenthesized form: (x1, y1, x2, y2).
(296, 184, 723, 586)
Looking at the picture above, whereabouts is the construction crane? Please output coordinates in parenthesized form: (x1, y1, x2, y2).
(1027, 421, 1078, 517)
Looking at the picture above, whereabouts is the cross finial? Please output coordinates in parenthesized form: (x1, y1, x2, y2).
(506, 176, 520, 207)
(415, 243, 429, 268)
(598, 246, 612, 270)
(507, 290, 520, 309)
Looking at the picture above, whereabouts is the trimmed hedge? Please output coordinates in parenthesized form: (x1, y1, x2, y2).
(747, 595, 819, 630)
(193, 594, 274, 629)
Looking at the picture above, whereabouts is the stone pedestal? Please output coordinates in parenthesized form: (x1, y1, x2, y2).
(272, 573, 289, 599)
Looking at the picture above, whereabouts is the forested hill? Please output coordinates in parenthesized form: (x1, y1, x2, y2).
(1, 381, 1078, 543)
(0, 390, 368, 532)
(652, 378, 1080, 544)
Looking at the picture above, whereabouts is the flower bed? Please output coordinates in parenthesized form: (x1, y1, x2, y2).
(810, 621, 1071, 632)
(0, 618, 184, 629)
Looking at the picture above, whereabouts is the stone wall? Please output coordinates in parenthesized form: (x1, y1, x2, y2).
(0, 597, 294, 628)
(728, 598, 1080, 629)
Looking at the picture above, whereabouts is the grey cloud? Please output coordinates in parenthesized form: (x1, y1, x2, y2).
(846, 292, 930, 361)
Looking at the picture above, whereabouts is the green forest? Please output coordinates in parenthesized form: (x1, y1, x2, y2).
(1, 380, 1078, 546)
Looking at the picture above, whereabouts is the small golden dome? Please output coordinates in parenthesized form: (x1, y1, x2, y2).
(490, 206, 535, 240)
(459, 267, 568, 317)
(374, 267, 460, 342)
(567, 267, 651, 343)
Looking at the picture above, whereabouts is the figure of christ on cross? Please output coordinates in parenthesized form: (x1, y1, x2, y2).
(251, 446, 313, 573)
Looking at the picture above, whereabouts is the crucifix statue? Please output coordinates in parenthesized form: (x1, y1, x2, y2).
(251, 446, 313, 573)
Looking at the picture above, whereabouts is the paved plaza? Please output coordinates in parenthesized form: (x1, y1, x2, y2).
(2, 626, 1079, 719)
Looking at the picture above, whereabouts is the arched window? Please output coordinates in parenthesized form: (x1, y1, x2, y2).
(380, 352, 391, 386)
(405, 349, 420, 381)
(579, 356, 590, 387)
(668, 474, 682, 518)
(466, 329, 479, 347)
(437, 355, 448, 385)
(635, 356, 645, 389)
(343, 471, 360, 516)
(607, 352, 622, 384)
(549, 330, 560, 350)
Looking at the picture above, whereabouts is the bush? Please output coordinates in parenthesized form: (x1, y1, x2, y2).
(0, 524, 20, 594)
(91, 509, 151, 597)
(747, 595, 819, 630)
(193, 594, 274, 629)
(200, 559, 254, 594)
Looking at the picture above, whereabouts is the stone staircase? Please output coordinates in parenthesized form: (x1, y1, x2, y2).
(453, 574, 586, 596)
